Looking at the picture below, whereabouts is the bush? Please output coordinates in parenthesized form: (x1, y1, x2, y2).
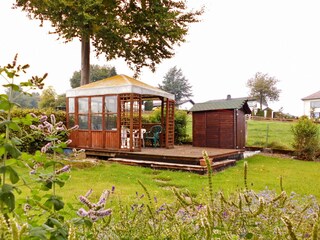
(145, 108, 189, 144)
(291, 116, 320, 160)
(0, 108, 67, 153)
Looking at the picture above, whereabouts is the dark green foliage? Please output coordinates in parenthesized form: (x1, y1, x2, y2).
(159, 66, 193, 102)
(146, 108, 189, 144)
(291, 116, 320, 160)
(0, 108, 66, 153)
(39, 86, 57, 109)
(247, 72, 281, 110)
(15, 1, 202, 76)
(144, 100, 153, 111)
(69, 64, 117, 88)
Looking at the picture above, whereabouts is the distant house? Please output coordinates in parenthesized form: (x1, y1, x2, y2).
(176, 99, 195, 110)
(302, 90, 320, 118)
(189, 95, 251, 149)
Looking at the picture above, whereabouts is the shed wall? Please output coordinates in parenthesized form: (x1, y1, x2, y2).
(192, 109, 246, 149)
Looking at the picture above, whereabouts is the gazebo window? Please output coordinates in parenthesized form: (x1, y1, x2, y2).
(105, 96, 117, 130)
(78, 97, 89, 130)
(91, 97, 103, 130)
(68, 98, 75, 127)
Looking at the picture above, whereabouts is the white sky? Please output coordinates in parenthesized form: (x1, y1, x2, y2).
(1, 0, 320, 116)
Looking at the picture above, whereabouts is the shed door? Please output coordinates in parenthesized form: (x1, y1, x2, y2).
(236, 110, 246, 149)
(192, 112, 206, 146)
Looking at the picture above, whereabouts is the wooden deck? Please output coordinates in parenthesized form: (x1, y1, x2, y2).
(84, 145, 243, 173)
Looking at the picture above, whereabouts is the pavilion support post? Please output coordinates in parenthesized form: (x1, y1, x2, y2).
(160, 97, 165, 147)
(165, 98, 169, 148)
(129, 93, 134, 151)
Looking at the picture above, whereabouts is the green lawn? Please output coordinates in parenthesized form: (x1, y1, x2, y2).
(40, 154, 320, 212)
(246, 119, 295, 150)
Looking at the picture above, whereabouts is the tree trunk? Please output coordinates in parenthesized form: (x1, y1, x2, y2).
(81, 35, 90, 86)
(259, 95, 263, 110)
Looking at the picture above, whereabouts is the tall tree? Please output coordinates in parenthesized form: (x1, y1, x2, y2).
(159, 66, 192, 102)
(15, 1, 203, 85)
(246, 72, 281, 110)
(70, 64, 117, 88)
(39, 86, 57, 109)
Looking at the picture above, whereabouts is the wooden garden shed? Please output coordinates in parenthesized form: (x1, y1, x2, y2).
(189, 96, 251, 149)
(65, 74, 175, 152)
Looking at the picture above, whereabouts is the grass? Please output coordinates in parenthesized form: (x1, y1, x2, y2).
(185, 116, 299, 150)
(246, 119, 296, 150)
(17, 154, 318, 215)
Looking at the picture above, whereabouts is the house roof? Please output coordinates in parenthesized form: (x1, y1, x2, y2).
(66, 74, 175, 100)
(301, 90, 320, 100)
(176, 99, 195, 106)
(189, 97, 251, 114)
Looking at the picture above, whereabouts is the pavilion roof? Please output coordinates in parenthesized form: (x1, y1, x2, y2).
(66, 74, 174, 100)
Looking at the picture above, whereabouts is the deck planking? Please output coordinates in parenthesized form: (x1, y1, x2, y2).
(85, 145, 244, 166)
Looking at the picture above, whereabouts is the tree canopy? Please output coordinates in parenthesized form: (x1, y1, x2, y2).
(246, 72, 281, 110)
(39, 86, 57, 109)
(159, 66, 192, 102)
(15, 0, 203, 85)
(70, 64, 117, 88)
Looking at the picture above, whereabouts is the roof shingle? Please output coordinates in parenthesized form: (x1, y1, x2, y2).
(189, 97, 249, 112)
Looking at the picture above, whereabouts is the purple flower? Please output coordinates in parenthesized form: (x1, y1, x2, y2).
(56, 121, 63, 127)
(30, 113, 37, 118)
(77, 208, 88, 217)
(41, 142, 52, 153)
(111, 186, 115, 193)
(29, 169, 36, 175)
(70, 125, 79, 131)
(79, 196, 94, 209)
(30, 125, 37, 130)
(40, 115, 47, 122)
(93, 209, 112, 217)
(85, 189, 93, 198)
(50, 114, 56, 124)
(55, 165, 71, 175)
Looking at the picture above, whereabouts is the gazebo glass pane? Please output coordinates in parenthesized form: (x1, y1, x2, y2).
(78, 115, 88, 129)
(68, 98, 75, 113)
(78, 98, 88, 114)
(105, 114, 117, 130)
(91, 97, 103, 113)
(68, 114, 75, 127)
(91, 114, 102, 130)
(105, 96, 117, 113)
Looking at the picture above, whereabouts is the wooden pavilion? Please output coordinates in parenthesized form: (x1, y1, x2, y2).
(65, 75, 175, 152)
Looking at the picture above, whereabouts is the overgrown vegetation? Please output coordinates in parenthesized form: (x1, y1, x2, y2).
(145, 108, 189, 144)
(291, 116, 320, 160)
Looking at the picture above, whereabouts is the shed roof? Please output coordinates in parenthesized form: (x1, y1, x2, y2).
(66, 74, 174, 100)
(189, 97, 251, 114)
(301, 90, 320, 100)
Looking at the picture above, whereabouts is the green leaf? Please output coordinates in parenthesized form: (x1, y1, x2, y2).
(4, 143, 21, 158)
(8, 122, 21, 132)
(0, 191, 15, 211)
(29, 226, 49, 240)
(44, 195, 65, 211)
(2, 183, 14, 192)
(5, 158, 17, 166)
(6, 166, 20, 184)
(3, 84, 20, 92)
(0, 146, 5, 157)
(0, 166, 6, 174)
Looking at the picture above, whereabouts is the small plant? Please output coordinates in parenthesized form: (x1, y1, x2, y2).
(0, 54, 46, 215)
(291, 115, 320, 160)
